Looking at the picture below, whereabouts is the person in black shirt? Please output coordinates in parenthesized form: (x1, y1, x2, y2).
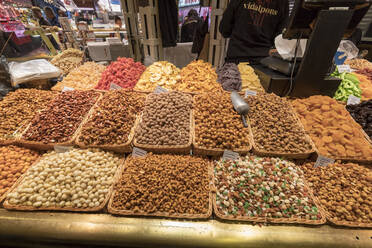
(219, 0, 289, 64)
(32, 7, 51, 26)
(181, 9, 202, 43)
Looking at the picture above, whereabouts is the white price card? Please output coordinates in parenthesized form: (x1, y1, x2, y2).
(110, 83, 122, 90)
(62, 86, 75, 92)
(132, 147, 147, 157)
(337, 65, 352, 73)
(223, 150, 240, 161)
(154, 86, 168, 94)
(244, 90, 257, 98)
(347, 95, 361, 105)
(54, 145, 73, 153)
(314, 155, 335, 168)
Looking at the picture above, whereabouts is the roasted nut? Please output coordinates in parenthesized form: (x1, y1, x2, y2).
(215, 155, 322, 220)
(0, 146, 39, 198)
(51, 48, 84, 75)
(111, 154, 211, 215)
(78, 90, 145, 145)
(52, 62, 106, 91)
(0, 89, 57, 141)
(302, 162, 371, 224)
(6, 148, 121, 209)
(246, 93, 313, 153)
(194, 91, 251, 150)
(135, 91, 192, 146)
(22, 90, 100, 144)
(292, 95, 372, 159)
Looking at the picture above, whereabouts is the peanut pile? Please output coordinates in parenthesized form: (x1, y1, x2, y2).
(292, 95, 372, 159)
(135, 91, 192, 146)
(0, 89, 57, 141)
(302, 162, 371, 224)
(238, 63, 265, 92)
(194, 92, 251, 150)
(111, 154, 211, 216)
(0, 146, 39, 199)
(135, 61, 181, 91)
(178, 60, 221, 93)
(246, 94, 313, 153)
(6, 148, 120, 209)
(215, 155, 322, 221)
(51, 48, 84, 75)
(22, 91, 100, 144)
(52, 62, 106, 91)
(78, 90, 145, 146)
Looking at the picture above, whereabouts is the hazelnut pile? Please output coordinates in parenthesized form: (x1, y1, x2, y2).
(215, 155, 323, 221)
(302, 162, 371, 224)
(246, 94, 313, 153)
(78, 90, 145, 146)
(111, 154, 211, 216)
(292, 95, 372, 159)
(6, 148, 121, 210)
(178, 60, 221, 93)
(0, 89, 57, 141)
(0, 146, 39, 199)
(194, 92, 251, 150)
(52, 62, 106, 91)
(22, 91, 100, 144)
(135, 91, 192, 146)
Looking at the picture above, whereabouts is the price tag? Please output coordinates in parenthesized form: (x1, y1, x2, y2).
(62, 86, 75, 92)
(110, 83, 122, 90)
(314, 155, 335, 168)
(54, 145, 73, 153)
(132, 147, 147, 157)
(244, 90, 257, 98)
(337, 65, 352, 73)
(347, 95, 361, 105)
(223, 150, 239, 161)
(154, 86, 168, 94)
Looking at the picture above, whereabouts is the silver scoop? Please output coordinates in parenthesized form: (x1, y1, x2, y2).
(231, 91, 250, 127)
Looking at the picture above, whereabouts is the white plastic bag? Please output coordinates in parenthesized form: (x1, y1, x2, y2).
(9, 59, 62, 86)
(337, 40, 359, 60)
(275, 34, 307, 60)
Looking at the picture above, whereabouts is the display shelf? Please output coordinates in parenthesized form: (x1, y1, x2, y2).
(0, 209, 371, 248)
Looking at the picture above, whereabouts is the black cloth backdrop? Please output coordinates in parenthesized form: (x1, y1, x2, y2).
(158, 0, 178, 47)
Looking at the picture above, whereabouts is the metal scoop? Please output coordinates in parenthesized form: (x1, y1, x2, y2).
(231, 91, 250, 127)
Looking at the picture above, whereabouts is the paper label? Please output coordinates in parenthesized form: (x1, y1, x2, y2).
(62, 86, 75, 92)
(314, 155, 335, 167)
(54, 145, 73, 153)
(347, 95, 361, 105)
(132, 147, 147, 157)
(110, 83, 122, 90)
(337, 65, 352, 73)
(223, 150, 240, 161)
(154, 86, 168, 94)
(244, 90, 257, 98)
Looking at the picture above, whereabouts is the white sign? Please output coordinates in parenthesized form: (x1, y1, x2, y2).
(314, 155, 335, 167)
(154, 86, 168, 94)
(347, 95, 361, 105)
(132, 147, 147, 157)
(62, 86, 75, 92)
(245, 90, 257, 98)
(337, 65, 352, 73)
(110, 83, 122, 90)
(222, 150, 240, 161)
(54, 145, 73, 153)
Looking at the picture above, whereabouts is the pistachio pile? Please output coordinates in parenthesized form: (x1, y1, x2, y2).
(6, 148, 121, 210)
(110, 154, 211, 216)
(78, 90, 145, 146)
(135, 91, 192, 146)
(0, 89, 57, 142)
(215, 155, 323, 221)
(246, 94, 313, 154)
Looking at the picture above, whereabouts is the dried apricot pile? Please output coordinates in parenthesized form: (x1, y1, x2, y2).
(292, 95, 372, 159)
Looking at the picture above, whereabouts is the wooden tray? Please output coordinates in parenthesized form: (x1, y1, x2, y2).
(3, 157, 125, 212)
(251, 102, 316, 159)
(17, 94, 102, 151)
(107, 156, 213, 219)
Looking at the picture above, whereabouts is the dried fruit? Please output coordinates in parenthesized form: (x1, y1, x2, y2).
(238, 63, 265, 92)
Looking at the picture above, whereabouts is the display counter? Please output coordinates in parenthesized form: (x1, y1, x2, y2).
(0, 209, 370, 248)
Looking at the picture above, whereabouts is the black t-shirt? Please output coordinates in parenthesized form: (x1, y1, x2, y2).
(220, 0, 289, 63)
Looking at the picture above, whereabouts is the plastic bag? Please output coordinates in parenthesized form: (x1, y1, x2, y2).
(275, 34, 307, 60)
(338, 40, 359, 60)
(8, 59, 62, 86)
